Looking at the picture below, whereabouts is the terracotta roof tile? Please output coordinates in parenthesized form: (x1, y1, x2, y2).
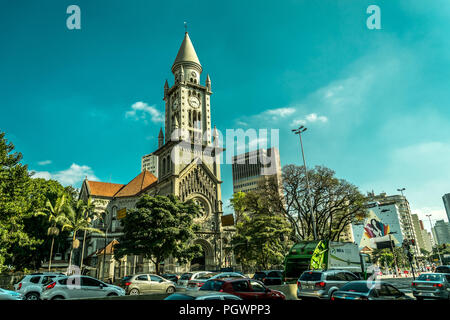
(96, 239, 119, 256)
(87, 181, 125, 197)
(113, 170, 158, 198)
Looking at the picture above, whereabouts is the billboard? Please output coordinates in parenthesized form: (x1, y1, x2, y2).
(352, 204, 404, 250)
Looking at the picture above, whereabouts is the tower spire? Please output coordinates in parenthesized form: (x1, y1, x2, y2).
(172, 32, 202, 74)
(158, 127, 164, 148)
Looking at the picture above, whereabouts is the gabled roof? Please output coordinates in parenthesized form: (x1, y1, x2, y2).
(86, 181, 125, 197)
(84, 170, 157, 199)
(172, 32, 201, 71)
(96, 239, 119, 256)
(113, 170, 158, 198)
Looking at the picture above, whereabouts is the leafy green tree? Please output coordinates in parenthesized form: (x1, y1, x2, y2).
(60, 199, 103, 269)
(79, 197, 99, 270)
(229, 191, 247, 224)
(0, 132, 41, 272)
(114, 194, 203, 275)
(231, 192, 292, 271)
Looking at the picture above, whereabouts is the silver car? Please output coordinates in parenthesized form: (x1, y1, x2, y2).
(14, 273, 65, 300)
(124, 274, 176, 295)
(297, 270, 360, 300)
(40, 275, 125, 300)
(412, 273, 450, 300)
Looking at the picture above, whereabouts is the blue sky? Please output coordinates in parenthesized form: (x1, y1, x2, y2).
(1, 0, 449, 231)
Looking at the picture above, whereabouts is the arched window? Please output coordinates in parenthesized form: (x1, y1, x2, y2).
(167, 155, 171, 172)
(162, 158, 166, 174)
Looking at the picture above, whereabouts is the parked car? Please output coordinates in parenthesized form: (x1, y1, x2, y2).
(252, 270, 283, 285)
(119, 275, 132, 289)
(40, 275, 126, 300)
(178, 271, 210, 288)
(297, 270, 360, 300)
(199, 278, 285, 300)
(187, 272, 246, 290)
(332, 281, 413, 300)
(124, 274, 176, 295)
(435, 265, 450, 274)
(412, 273, 450, 300)
(164, 291, 243, 300)
(162, 273, 180, 283)
(14, 272, 65, 300)
(0, 288, 23, 300)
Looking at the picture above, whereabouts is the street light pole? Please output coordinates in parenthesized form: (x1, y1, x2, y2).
(426, 214, 443, 265)
(292, 126, 317, 240)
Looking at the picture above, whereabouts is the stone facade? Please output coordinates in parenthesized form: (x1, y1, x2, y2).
(77, 32, 230, 280)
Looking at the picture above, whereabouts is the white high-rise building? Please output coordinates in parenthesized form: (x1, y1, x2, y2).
(141, 153, 158, 178)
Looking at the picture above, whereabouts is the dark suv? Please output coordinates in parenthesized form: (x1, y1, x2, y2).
(435, 265, 450, 274)
(297, 270, 359, 300)
(253, 270, 283, 285)
(200, 278, 285, 300)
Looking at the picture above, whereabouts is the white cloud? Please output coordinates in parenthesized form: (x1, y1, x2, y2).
(265, 107, 296, 117)
(32, 163, 98, 187)
(290, 113, 328, 127)
(125, 101, 164, 123)
(38, 160, 52, 166)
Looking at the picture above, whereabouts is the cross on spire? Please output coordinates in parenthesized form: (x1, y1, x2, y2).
(184, 21, 188, 33)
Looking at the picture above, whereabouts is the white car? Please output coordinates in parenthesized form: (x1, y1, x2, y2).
(177, 271, 210, 288)
(14, 273, 65, 300)
(40, 275, 125, 300)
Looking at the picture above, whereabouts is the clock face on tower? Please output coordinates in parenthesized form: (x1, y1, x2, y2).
(188, 96, 200, 108)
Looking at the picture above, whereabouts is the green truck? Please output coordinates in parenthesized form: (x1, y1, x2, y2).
(283, 240, 374, 283)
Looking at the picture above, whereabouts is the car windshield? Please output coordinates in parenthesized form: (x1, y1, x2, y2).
(299, 272, 322, 281)
(200, 280, 225, 291)
(254, 272, 266, 278)
(340, 282, 374, 293)
(436, 266, 450, 273)
(418, 274, 443, 281)
(165, 294, 196, 300)
(180, 273, 193, 280)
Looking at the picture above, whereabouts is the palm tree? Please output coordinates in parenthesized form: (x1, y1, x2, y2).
(79, 197, 99, 272)
(36, 193, 68, 272)
(61, 199, 104, 271)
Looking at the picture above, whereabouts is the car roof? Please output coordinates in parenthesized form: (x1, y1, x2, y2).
(175, 290, 238, 298)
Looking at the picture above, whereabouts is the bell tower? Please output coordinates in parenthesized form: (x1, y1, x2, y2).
(163, 32, 213, 146)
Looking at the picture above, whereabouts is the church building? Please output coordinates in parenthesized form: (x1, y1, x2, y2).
(78, 32, 231, 280)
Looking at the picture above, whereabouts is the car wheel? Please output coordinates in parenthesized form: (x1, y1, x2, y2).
(166, 286, 175, 294)
(25, 292, 40, 300)
(329, 291, 336, 300)
(129, 288, 140, 296)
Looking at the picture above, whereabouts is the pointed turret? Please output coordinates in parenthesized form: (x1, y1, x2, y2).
(213, 125, 219, 147)
(206, 74, 211, 91)
(158, 127, 164, 148)
(172, 32, 202, 74)
(164, 80, 169, 98)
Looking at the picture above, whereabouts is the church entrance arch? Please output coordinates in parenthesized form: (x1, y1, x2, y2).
(190, 239, 214, 271)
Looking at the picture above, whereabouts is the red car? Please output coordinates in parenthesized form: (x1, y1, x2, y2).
(199, 278, 285, 300)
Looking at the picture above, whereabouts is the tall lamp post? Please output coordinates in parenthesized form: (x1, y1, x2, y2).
(426, 214, 443, 265)
(292, 126, 317, 240)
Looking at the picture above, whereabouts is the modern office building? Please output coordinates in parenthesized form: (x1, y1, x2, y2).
(443, 193, 450, 222)
(365, 192, 421, 256)
(141, 153, 158, 178)
(231, 147, 282, 194)
(432, 220, 450, 245)
(411, 214, 433, 253)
